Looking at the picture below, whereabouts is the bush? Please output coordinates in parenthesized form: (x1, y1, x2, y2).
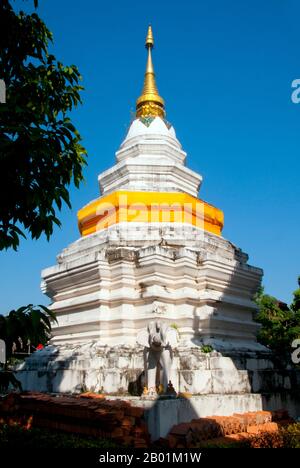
(254, 280, 300, 355)
(198, 423, 300, 449)
(248, 431, 283, 448)
(282, 423, 300, 448)
(246, 423, 300, 448)
(201, 345, 214, 353)
(199, 440, 248, 448)
(0, 424, 119, 448)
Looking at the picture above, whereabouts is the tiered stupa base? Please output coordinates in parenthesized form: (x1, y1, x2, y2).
(17, 224, 300, 424)
(17, 343, 300, 439)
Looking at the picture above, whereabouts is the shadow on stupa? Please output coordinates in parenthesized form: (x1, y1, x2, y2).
(188, 260, 300, 419)
(13, 238, 300, 434)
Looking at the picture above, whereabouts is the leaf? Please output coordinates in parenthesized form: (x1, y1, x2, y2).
(38, 304, 58, 323)
(0, 1, 87, 251)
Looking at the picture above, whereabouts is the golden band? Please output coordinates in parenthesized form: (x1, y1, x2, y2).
(77, 191, 224, 237)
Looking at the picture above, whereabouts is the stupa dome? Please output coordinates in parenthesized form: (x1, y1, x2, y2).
(121, 116, 180, 150)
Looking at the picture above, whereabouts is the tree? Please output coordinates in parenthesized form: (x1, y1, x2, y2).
(0, 303, 57, 391)
(0, 304, 56, 392)
(0, 0, 87, 250)
(291, 276, 300, 314)
(0, 304, 57, 362)
(254, 280, 300, 354)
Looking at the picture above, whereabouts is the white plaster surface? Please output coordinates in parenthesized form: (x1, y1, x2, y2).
(98, 117, 202, 196)
(18, 113, 274, 412)
(41, 224, 264, 351)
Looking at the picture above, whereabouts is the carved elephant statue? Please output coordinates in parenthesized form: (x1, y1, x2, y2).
(137, 321, 178, 395)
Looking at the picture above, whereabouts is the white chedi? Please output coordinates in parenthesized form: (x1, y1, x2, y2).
(99, 117, 202, 197)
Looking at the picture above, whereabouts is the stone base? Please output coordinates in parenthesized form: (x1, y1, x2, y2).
(15, 342, 300, 440)
(106, 393, 299, 440)
(16, 342, 300, 421)
(126, 394, 264, 440)
(15, 342, 260, 394)
(148, 394, 300, 440)
(16, 343, 299, 395)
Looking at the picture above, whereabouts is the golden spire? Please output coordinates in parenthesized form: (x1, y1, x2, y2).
(136, 26, 165, 119)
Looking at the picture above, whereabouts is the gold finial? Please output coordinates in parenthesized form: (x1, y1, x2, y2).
(136, 26, 165, 119)
(145, 25, 154, 47)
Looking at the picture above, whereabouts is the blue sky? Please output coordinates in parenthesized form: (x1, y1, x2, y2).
(1, 0, 300, 311)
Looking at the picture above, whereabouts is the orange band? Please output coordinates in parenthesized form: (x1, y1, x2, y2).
(77, 191, 224, 237)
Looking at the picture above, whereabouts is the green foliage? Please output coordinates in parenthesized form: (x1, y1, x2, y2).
(201, 345, 214, 353)
(254, 279, 300, 354)
(198, 423, 300, 448)
(291, 276, 300, 313)
(245, 423, 300, 448)
(198, 439, 248, 448)
(0, 371, 22, 392)
(281, 423, 300, 448)
(0, 0, 87, 250)
(0, 304, 57, 359)
(0, 424, 119, 448)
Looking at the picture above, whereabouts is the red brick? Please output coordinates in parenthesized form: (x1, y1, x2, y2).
(134, 439, 148, 448)
(166, 434, 176, 448)
(121, 417, 135, 427)
(170, 423, 192, 436)
(125, 406, 144, 418)
(110, 427, 124, 438)
(255, 411, 272, 424)
(79, 392, 106, 400)
(247, 422, 278, 434)
(131, 426, 144, 435)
